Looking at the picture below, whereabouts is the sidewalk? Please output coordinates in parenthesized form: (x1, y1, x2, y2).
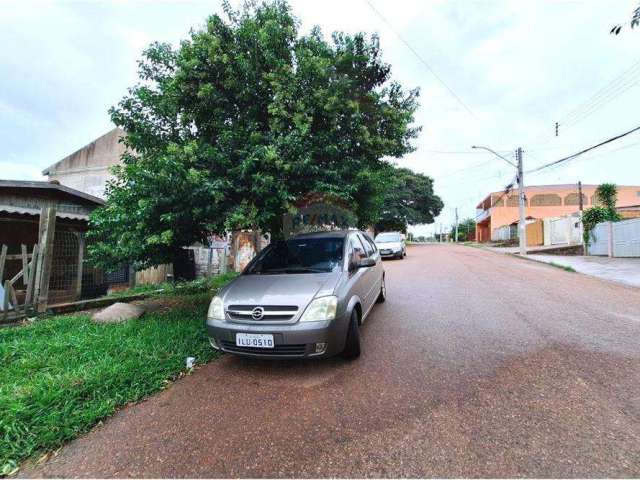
(482, 243, 578, 255)
(525, 255, 640, 288)
(474, 243, 640, 288)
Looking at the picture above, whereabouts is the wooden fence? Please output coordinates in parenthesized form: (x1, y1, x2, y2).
(0, 243, 40, 322)
(526, 220, 544, 247)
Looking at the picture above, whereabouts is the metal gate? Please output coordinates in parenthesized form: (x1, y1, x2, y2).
(550, 218, 567, 245)
(613, 218, 640, 257)
(588, 223, 609, 255)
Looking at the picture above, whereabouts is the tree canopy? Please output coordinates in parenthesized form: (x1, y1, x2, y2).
(611, 2, 640, 34)
(88, 0, 420, 269)
(374, 167, 443, 234)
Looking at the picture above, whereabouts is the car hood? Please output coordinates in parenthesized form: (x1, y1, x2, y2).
(220, 271, 342, 308)
(376, 241, 402, 249)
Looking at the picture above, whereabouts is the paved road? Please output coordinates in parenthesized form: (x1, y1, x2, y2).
(23, 245, 640, 477)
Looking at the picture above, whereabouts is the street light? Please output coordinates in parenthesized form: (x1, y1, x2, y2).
(471, 145, 517, 167)
(471, 145, 527, 255)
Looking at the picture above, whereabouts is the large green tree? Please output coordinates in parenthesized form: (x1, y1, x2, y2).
(88, 0, 420, 269)
(374, 167, 443, 234)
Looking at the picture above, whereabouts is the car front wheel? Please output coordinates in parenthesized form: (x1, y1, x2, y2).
(342, 310, 361, 359)
(376, 276, 386, 303)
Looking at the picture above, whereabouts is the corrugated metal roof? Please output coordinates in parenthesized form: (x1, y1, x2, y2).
(0, 180, 105, 205)
(0, 205, 90, 221)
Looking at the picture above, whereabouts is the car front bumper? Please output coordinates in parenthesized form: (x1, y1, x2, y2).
(206, 314, 349, 359)
(379, 249, 402, 257)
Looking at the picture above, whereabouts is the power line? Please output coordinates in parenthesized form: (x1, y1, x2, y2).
(559, 58, 640, 128)
(525, 57, 640, 148)
(528, 140, 640, 177)
(438, 153, 516, 182)
(438, 159, 495, 180)
(527, 124, 640, 174)
(561, 75, 640, 129)
(363, 0, 476, 118)
(475, 176, 517, 220)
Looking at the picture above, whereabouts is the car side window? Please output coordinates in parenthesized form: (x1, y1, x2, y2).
(362, 233, 378, 254)
(358, 233, 375, 257)
(350, 235, 366, 260)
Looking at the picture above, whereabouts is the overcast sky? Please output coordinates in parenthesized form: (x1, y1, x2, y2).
(2, 0, 639, 235)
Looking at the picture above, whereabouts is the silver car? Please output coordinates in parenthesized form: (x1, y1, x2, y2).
(206, 230, 385, 359)
(374, 231, 406, 259)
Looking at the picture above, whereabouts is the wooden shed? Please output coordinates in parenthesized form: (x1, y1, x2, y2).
(0, 180, 120, 320)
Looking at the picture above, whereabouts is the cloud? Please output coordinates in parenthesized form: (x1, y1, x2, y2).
(1, 0, 639, 237)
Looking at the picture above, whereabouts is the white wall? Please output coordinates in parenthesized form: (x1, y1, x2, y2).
(613, 218, 640, 257)
(588, 218, 640, 257)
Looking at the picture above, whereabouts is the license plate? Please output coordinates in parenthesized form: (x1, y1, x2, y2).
(236, 333, 274, 348)
(381, 249, 391, 254)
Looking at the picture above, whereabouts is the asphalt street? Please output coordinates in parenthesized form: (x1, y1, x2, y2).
(22, 244, 640, 477)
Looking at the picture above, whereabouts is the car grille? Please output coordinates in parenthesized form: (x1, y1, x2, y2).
(226, 305, 298, 322)
(220, 341, 307, 356)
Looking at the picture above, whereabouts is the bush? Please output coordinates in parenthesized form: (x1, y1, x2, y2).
(582, 184, 622, 245)
(108, 272, 238, 299)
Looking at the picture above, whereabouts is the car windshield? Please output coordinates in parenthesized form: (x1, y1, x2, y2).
(245, 237, 344, 274)
(375, 233, 400, 243)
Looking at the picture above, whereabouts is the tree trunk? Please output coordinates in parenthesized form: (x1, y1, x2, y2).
(269, 216, 284, 241)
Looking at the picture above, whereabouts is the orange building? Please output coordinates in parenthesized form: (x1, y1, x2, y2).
(475, 184, 640, 242)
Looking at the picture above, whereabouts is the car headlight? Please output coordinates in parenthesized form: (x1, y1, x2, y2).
(207, 296, 225, 320)
(300, 296, 337, 322)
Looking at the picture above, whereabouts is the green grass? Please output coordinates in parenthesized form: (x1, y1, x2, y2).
(0, 273, 237, 475)
(508, 252, 577, 273)
(549, 262, 576, 273)
(106, 272, 238, 299)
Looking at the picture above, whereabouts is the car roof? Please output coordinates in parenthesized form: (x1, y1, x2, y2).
(290, 229, 358, 240)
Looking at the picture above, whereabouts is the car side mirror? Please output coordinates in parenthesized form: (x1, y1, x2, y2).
(348, 259, 358, 273)
(358, 258, 376, 268)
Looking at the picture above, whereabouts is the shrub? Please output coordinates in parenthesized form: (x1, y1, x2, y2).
(582, 183, 622, 245)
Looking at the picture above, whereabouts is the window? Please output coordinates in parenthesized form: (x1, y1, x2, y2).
(564, 193, 586, 206)
(530, 194, 561, 207)
(506, 195, 521, 207)
(349, 235, 366, 261)
(245, 237, 344, 274)
(375, 232, 401, 242)
(363, 233, 378, 254)
(358, 233, 374, 257)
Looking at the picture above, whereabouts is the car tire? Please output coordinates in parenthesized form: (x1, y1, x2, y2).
(342, 310, 361, 359)
(376, 276, 386, 303)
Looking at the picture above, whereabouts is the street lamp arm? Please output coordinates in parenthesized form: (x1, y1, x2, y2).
(471, 145, 517, 167)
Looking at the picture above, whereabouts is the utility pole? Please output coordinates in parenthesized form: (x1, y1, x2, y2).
(471, 144, 526, 254)
(578, 181, 584, 211)
(454, 208, 459, 243)
(516, 147, 527, 256)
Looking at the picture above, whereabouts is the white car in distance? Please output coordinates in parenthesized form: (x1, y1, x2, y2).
(374, 232, 406, 259)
